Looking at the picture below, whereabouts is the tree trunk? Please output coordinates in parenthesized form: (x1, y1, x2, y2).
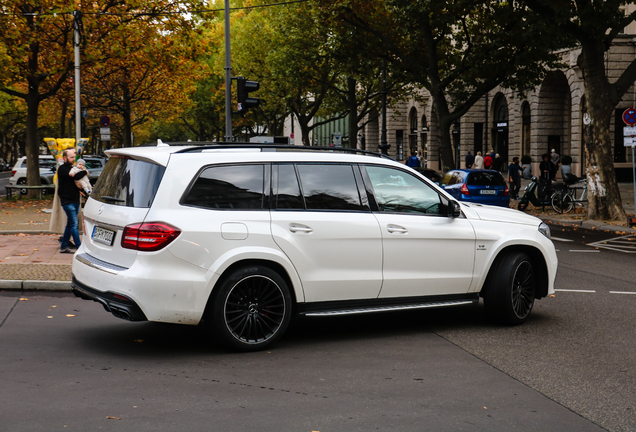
(430, 94, 456, 172)
(579, 43, 627, 223)
(60, 101, 67, 138)
(347, 77, 358, 149)
(25, 90, 41, 198)
(122, 81, 132, 147)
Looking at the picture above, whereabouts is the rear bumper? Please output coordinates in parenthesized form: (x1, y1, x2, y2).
(71, 276, 147, 322)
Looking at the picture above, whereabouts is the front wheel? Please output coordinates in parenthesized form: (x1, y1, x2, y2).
(517, 199, 528, 211)
(551, 191, 573, 213)
(484, 252, 536, 325)
(209, 265, 292, 351)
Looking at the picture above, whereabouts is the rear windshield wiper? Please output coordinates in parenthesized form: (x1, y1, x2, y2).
(101, 196, 126, 203)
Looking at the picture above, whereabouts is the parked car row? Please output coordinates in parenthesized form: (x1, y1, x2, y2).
(8, 155, 106, 187)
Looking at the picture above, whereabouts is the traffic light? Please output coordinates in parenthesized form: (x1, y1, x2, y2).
(237, 77, 260, 113)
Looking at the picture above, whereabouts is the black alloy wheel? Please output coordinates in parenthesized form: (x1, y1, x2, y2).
(510, 259, 535, 320)
(484, 252, 536, 325)
(211, 266, 292, 351)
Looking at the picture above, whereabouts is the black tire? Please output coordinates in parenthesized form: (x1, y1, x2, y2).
(517, 199, 528, 211)
(484, 252, 536, 325)
(551, 191, 573, 213)
(17, 178, 27, 195)
(209, 265, 292, 351)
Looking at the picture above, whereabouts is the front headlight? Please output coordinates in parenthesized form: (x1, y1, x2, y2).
(538, 222, 551, 240)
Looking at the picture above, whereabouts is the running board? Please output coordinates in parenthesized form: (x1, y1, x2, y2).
(298, 296, 479, 317)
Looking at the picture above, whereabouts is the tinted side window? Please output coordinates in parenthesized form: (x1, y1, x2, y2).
(183, 164, 264, 210)
(84, 159, 103, 169)
(275, 164, 304, 209)
(296, 164, 364, 211)
(365, 165, 443, 215)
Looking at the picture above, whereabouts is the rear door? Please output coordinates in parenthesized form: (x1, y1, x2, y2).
(270, 163, 383, 302)
(82, 156, 166, 268)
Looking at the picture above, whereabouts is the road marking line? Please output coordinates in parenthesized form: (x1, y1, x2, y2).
(551, 237, 574, 242)
(555, 289, 596, 293)
(609, 291, 636, 295)
(569, 250, 600, 252)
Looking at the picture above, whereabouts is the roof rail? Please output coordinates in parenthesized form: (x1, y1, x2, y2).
(172, 143, 394, 160)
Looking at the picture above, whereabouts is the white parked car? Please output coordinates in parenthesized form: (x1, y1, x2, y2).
(72, 143, 557, 351)
(9, 155, 57, 186)
(9, 155, 105, 186)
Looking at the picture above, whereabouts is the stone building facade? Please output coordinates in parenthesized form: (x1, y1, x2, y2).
(362, 36, 636, 180)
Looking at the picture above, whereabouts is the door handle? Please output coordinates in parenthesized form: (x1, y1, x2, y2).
(289, 224, 313, 233)
(387, 224, 408, 234)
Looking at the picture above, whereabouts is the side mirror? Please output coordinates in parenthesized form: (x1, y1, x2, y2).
(440, 196, 461, 218)
(449, 201, 461, 218)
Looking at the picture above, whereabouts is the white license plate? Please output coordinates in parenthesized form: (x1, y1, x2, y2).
(92, 226, 116, 246)
(480, 190, 497, 195)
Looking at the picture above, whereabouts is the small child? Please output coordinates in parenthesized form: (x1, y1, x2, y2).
(70, 159, 92, 196)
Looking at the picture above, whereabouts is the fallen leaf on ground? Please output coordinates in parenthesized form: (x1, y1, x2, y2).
(106, 416, 121, 420)
(19, 298, 28, 301)
(66, 314, 76, 317)
(47, 316, 53, 319)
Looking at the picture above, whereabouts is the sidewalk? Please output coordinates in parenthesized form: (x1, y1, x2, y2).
(0, 198, 74, 290)
(1, 184, 635, 291)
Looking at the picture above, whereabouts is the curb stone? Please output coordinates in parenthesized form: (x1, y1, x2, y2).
(0, 280, 71, 291)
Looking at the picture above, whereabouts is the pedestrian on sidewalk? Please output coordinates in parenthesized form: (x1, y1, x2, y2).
(57, 148, 87, 253)
(465, 150, 474, 168)
(474, 151, 484, 169)
(508, 157, 524, 199)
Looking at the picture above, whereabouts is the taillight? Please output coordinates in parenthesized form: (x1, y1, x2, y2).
(121, 222, 181, 251)
(504, 186, 509, 196)
(460, 183, 470, 195)
(11, 170, 16, 176)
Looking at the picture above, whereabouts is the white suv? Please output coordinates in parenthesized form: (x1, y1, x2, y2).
(72, 143, 557, 351)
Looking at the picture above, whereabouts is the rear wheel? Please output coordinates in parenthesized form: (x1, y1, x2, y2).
(484, 252, 536, 325)
(209, 265, 292, 351)
(17, 178, 27, 195)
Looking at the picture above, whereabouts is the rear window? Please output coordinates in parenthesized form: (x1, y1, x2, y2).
(467, 172, 506, 186)
(91, 157, 166, 208)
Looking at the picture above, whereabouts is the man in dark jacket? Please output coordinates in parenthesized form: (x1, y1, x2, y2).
(465, 150, 474, 168)
(406, 151, 420, 167)
(58, 148, 87, 253)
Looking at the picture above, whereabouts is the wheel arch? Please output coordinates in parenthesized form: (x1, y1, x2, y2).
(480, 245, 549, 300)
(204, 258, 300, 316)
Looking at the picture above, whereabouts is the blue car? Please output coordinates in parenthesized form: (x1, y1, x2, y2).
(440, 169, 510, 208)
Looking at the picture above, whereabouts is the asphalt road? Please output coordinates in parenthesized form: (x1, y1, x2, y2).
(0, 171, 11, 190)
(0, 224, 634, 432)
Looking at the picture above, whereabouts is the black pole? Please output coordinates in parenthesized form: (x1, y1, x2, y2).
(379, 59, 390, 155)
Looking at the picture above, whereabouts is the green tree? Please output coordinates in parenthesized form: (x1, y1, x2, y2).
(521, 0, 634, 222)
(332, 0, 566, 169)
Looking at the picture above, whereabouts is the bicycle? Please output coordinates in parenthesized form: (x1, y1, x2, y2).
(551, 174, 587, 213)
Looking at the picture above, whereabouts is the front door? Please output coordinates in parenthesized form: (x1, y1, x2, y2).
(363, 165, 476, 298)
